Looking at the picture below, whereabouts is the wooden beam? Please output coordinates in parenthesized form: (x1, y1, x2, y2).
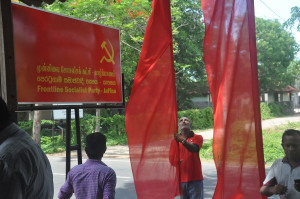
(0, 1, 17, 111)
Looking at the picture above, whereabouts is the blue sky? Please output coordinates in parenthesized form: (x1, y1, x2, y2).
(254, 0, 300, 58)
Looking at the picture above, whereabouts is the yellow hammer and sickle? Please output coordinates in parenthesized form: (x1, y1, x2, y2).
(100, 40, 115, 64)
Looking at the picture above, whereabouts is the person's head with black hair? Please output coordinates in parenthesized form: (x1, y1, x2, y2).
(85, 132, 107, 160)
(0, 97, 12, 131)
(281, 129, 300, 164)
(282, 129, 300, 142)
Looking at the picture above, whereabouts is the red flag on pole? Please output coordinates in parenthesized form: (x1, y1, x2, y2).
(125, 0, 179, 198)
(200, 0, 266, 198)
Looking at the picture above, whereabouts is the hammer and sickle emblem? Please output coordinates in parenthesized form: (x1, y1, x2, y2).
(100, 40, 115, 64)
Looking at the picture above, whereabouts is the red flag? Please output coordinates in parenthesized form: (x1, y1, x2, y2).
(201, 0, 266, 198)
(125, 0, 179, 198)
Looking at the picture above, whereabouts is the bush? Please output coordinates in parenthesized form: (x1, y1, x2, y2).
(178, 107, 214, 130)
(41, 135, 65, 154)
(70, 113, 127, 147)
(260, 102, 272, 120)
(268, 102, 286, 117)
(18, 120, 33, 136)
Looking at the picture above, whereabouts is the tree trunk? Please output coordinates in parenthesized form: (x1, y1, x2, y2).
(32, 104, 42, 146)
(28, 111, 34, 120)
(95, 103, 101, 132)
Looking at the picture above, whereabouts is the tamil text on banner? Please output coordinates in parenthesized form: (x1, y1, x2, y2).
(200, 0, 266, 198)
(12, 3, 122, 103)
(125, 0, 180, 198)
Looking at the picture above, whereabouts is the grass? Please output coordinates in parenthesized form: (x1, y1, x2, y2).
(199, 121, 300, 165)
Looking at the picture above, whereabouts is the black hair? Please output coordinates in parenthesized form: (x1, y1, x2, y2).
(85, 132, 107, 159)
(282, 129, 300, 143)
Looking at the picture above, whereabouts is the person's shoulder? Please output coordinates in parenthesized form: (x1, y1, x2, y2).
(107, 166, 116, 174)
(67, 163, 86, 176)
(193, 133, 203, 140)
(273, 158, 283, 164)
(270, 159, 284, 168)
(106, 166, 116, 178)
(101, 162, 116, 174)
(102, 162, 115, 171)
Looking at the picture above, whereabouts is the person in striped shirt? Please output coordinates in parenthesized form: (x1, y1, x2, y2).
(58, 132, 116, 199)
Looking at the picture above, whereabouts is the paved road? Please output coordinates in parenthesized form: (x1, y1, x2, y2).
(50, 157, 217, 199)
(50, 157, 137, 199)
(50, 157, 278, 199)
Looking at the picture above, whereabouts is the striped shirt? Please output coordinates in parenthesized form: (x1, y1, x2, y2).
(58, 159, 116, 199)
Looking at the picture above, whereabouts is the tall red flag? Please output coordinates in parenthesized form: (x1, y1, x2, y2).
(125, 0, 179, 198)
(201, 0, 266, 198)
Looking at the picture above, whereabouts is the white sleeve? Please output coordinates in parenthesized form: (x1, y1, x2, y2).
(263, 159, 282, 185)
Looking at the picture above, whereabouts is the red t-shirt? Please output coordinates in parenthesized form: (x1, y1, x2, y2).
(169, 133, 204, 183)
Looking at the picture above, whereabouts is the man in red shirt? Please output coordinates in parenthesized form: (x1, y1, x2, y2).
(170, 117, 204, 199)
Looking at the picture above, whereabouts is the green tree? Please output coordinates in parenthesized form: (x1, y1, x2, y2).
(255, 17, 299, 92)
(171, 0, 207, 110)
(285, 6, 300, 32)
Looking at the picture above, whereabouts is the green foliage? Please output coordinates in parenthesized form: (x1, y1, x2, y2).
(262, 121, 300, 164)
(172, 0, 207, 110)
(268, 102, 287, 117)
(284, 6, 300, 32)
(106, 131, 128, 146)
(19, 113, 128, 153)
(199, 139, 213, 160)
(41, 135, 65, 154)
(260, 102, 288, 119)
(68, 113, 127, 146)
(260, 102, 272, 120)
(178, 107, 214, 130)
(18, 121, 33, 136)
(262, 129, 284, 163)
(255, 17, 299, 92)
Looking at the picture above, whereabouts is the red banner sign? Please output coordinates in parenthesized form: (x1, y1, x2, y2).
(12, 3, 122, 103)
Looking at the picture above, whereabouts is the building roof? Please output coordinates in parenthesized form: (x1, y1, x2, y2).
(274, 85, 300, 93)
(19, 0, 67, 7)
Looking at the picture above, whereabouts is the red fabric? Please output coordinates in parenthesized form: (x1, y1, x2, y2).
(125, 0, 179, 198)
(201, 0, 267, 198)
(179, 134, 203, 182)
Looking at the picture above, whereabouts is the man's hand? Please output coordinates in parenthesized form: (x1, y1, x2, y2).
(271, 184, 288, 195)
(294, 181, 300, 192)
(174, 133, 184, 143)
(260, 184, 287, 197)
